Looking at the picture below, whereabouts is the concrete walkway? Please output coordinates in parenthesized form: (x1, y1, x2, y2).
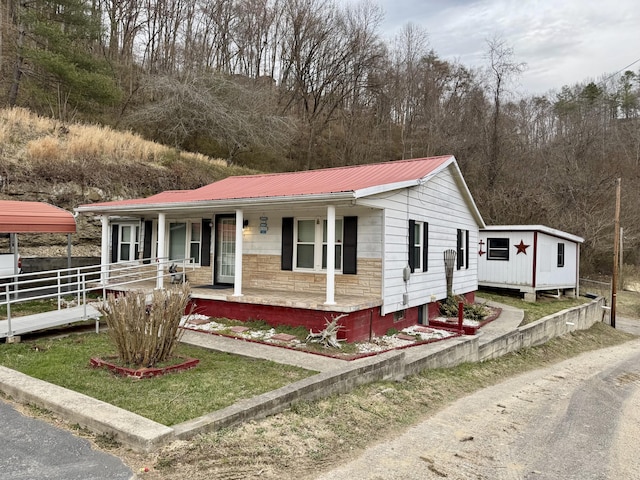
(180, 329, 347, 372)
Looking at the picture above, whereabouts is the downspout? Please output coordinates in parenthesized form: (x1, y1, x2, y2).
(325, 205, 336, 305)
(234, 209, 243, 297)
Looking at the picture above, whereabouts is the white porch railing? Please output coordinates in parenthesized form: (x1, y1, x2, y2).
(0, 257, 194, 339)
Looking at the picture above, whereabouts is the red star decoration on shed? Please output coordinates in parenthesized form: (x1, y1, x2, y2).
(515, 240, 530, 254)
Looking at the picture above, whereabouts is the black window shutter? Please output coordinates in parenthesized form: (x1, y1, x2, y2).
(465, 229, 469, 269)
(343, 216, 358, 274)
(423, 222, 429, 271)
(408, 219, 416, 273)
(142, 220, 153, 264)
(456, 229, 463, 270)
(281, 217, 294, 271)
(111, 224, 119, 264)
(201, 219, 212, 266)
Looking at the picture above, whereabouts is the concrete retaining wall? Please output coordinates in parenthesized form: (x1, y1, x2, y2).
(175, 297, 606, 442)
(479, 297, 605, 361)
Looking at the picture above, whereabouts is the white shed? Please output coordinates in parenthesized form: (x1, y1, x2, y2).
(478, 225, 583, 301)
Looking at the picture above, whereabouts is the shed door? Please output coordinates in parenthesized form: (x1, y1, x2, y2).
(215, 216, 235, 284)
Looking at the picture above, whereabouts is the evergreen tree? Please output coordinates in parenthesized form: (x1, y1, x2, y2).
(7, 0, 121, 118)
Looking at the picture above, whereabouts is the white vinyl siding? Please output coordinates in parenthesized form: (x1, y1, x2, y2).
(358, 164, 480, 315)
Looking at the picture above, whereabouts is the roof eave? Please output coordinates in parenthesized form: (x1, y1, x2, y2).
(75, 192, 356, 215)
(481, 225, 584, 243)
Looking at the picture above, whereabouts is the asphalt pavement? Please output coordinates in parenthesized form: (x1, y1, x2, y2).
(0, 400, 133, 480)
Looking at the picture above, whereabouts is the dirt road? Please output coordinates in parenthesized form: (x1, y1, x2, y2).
(317, 338, 640, 480)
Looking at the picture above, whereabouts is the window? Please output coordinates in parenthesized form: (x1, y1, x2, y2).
(408, 220, 428, 272)
(294, 217, 343, 271)
(190, 222, 201, 264)
(457, 229, 469, 270)
(118, 225, 139, 262)
(487, 238, 510, 261)
(164, 220, 203, 264)
(557, 243, 565, 267)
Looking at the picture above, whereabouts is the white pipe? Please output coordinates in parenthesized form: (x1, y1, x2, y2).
(234, 209, 243, 297)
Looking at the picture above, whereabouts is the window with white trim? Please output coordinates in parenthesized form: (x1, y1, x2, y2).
(411, 221, 424, 272)
(294, 217, 343, 271)
(487, 238, 510, 261)
(118, 224, 139, 261)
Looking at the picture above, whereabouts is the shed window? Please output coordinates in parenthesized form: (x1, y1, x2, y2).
(557, 243, 565, 267)
(487, 238, 510, 261)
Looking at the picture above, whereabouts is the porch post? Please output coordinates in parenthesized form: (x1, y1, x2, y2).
(234, 209, 243, 297)
(325, 205, 336, 305)
(157, 212, 165, 289)
(100, 216, 109, 284)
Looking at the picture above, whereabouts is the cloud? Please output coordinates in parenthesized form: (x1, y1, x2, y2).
(340, 0, 640, 94)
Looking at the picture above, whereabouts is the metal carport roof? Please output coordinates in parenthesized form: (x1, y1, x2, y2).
(0, 201, 76, 233)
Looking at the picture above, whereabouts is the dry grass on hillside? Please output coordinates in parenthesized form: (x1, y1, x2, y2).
(0, 107, 225, 167)
(0, 107, 254, 251)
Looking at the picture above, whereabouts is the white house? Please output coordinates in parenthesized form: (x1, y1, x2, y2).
(75, 155, 485, 341)
(478, 225, 583, 302)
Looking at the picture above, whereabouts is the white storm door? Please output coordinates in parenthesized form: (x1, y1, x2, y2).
(215, 217, 236, 284)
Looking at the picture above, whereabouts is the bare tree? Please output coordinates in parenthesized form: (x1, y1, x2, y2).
(483, 36, 526, 192)
(127, 73, 297, 164)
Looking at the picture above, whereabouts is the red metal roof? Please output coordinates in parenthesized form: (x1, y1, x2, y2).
(80, 156, 454, 209)
(0, 201, 77, 233)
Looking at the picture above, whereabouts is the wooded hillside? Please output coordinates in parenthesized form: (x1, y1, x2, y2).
(1, 0, 639, 272)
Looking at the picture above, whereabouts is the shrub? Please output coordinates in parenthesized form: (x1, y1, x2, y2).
(98, 284, 191, 367)
(439, 295, 489, 321)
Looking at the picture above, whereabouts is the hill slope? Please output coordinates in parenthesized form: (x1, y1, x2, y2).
(0, 108, 256, 255)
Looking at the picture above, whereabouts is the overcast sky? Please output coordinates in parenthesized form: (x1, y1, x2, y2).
(340, 0, 640, 96)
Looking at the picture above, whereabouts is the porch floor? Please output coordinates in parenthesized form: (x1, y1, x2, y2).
(104, 281, 382, 313)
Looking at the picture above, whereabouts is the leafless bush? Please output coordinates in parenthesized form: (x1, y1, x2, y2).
(98, 284, 192, 367)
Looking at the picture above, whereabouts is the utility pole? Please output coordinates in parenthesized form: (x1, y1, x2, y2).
(611, 178, 621, 328)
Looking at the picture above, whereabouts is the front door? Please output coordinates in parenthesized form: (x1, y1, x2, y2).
(215, 216, 235, 284)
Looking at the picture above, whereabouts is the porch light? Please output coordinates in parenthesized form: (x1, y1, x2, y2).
(243, 219, 249, 228)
